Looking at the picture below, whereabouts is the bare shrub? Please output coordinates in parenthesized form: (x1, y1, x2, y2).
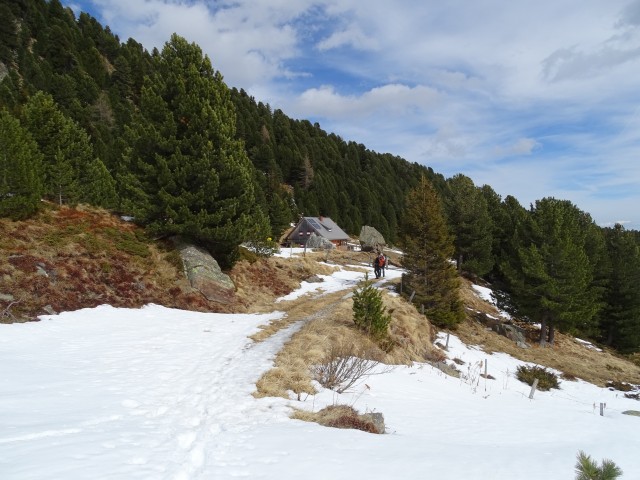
(312, 343, 385, 393)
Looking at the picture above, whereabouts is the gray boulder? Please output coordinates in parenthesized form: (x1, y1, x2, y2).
(359, 226, 386, 252)
(306, 232, 335, 250)
(492, 323, 528, 347)
(172, 238, 236, 304)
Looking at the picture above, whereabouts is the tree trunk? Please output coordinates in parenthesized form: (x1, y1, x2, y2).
(548, 323, 555, 345)
(539, 315, 547, 346)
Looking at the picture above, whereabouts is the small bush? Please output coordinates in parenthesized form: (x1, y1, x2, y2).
(237, 246, 259, 264)
(606, 380, 634, 392)
(516, 365, 560, 391)
(312, 343, 381, 393)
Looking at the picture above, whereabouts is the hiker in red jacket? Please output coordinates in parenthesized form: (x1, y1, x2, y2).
(379, 253, 387, 277)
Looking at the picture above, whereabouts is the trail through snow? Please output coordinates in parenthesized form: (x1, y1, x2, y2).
(0, 305, 298, 479)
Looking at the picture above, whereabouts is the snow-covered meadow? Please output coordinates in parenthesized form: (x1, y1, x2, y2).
(1, 255, 639, 479)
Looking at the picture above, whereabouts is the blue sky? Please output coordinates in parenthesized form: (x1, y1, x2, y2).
(64, 0, 640, 228)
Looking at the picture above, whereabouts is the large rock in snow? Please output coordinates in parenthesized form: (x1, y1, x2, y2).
(172, 238, 235, 304)
(359, 226, 385, 252)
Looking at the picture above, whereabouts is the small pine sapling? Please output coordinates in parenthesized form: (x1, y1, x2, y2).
(575, 450, 623, 480)
(352, 274, 391, 341)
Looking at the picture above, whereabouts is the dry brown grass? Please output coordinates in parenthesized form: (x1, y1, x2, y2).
(253, 283, 441, 399)
(1, 204, 234, 320)
(456, 278, 640, 387)
(291, 405, 380, 434)
(230, 255, 338, 314)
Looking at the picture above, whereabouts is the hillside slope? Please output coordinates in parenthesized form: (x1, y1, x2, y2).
(2, 204, 639, 390)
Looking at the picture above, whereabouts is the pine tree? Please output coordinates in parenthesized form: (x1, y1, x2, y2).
(444, 174, 494, 276)
(501, 198, 600, 344)
(600, 224, 640, 352)
(21, 92, 96, 206)
(81, 158, 118, 210)
(0, 109, 43, 219)
(0, 4, 18, 63)
(120, 34, 269, 268)
(352, 274, 391, 340)
(399, 175, 464, 328)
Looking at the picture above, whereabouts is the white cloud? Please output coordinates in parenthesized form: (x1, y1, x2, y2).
(316, 26, 379, 52)
(493, 138, 541, 157)
(292, 83, 440, 119)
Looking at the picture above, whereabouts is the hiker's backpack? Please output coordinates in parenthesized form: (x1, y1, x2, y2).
(378, 255, 386, 267)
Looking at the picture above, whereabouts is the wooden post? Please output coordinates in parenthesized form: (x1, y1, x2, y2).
(529, 378, 539, 399)
(484, 359, 488, 377)
(409, 290, 416, 303)
(421, 304, 424, 315)
(600, 403, 605, 416)
(445, 333, 450, 350)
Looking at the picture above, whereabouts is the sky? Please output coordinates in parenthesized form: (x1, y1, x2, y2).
(63, 0, 640, 229)
(2, 252, 639, 479)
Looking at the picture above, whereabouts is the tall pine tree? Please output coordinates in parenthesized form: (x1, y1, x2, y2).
(399, 175, 464, 328)
(500, 198, 600, 344)
(119, 34, 269, 267)
(444, 174, 494, 277)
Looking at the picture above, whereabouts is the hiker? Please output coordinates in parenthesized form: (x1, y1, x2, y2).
(373, 254, 381, 279)
(379, 253, 387, 277)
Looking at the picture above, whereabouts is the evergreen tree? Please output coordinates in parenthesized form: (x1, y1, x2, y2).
(22, 91, 95, 206)
(399, 175, 464, 328)
(444, 174, 494, 276)
(120, 34, 269, 267)
(500, 198, 600, 344)
(352, 274, 391, 341)
(81, 157, 119, 210)
(599, 224, 640, 352)
(479, 184, 508, 280)
(0, 109, 43, 219)
(0, 4, 18, 63)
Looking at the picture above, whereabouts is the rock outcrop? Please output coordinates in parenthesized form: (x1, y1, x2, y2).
(173, 239, 236, 304)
